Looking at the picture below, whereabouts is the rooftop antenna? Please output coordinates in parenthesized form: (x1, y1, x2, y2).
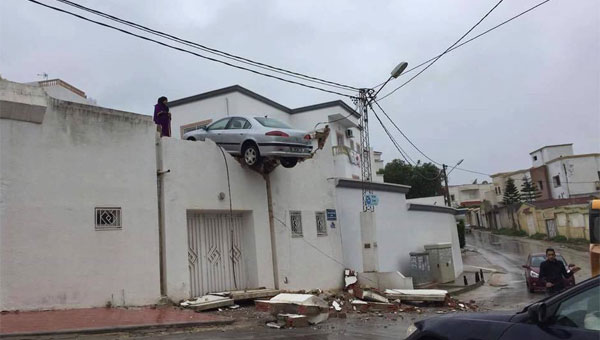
(37, 72, 49, 80)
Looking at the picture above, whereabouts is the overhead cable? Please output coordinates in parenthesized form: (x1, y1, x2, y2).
(27, 0, 356, 99)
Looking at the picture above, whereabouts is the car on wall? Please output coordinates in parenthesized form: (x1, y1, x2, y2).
(183, 116, 313, 168)
(405, 276, 600, 339)
(523, 252, 576, 293)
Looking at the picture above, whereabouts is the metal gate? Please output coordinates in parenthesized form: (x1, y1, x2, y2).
(187, 212, 246, 297)
(546, 219, 558, 238)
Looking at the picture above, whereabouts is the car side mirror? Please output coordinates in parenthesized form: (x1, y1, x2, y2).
(528, 302, 548, 324)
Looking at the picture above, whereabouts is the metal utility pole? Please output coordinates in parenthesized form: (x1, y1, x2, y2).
(443, 164, 451, 207)
(358, 89, 374, 212)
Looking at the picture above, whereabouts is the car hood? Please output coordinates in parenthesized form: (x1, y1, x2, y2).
(426, 312, 515, 323)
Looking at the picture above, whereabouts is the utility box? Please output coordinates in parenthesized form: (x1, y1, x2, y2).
(424, 243, 455, 283)
(409, 251, 433, 287)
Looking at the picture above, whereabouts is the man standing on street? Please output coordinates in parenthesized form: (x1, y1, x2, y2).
(539, 248, 580, 295)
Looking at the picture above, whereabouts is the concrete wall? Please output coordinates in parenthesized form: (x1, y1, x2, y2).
(546, 155, 600, 199)
(336, 185, 463, 279)
(41, 84, 93, 105)
(0, 80, 161, 311)
(518, 204, 590, 240)
(159, 138, 274, 301)
(530, 165, 551, 200)
(531, 145, 573, 168)
(407, 196, 446, 206)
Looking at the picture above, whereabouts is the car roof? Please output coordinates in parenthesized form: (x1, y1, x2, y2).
(530, 252, 562, 256)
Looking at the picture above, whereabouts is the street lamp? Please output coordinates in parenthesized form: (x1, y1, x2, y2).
(371, 61, 409, 100)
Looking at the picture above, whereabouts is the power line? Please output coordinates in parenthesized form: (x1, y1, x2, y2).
(54, 0, 360, 92)
(372, 100, 491, 178)
(27, 0, 357, 99)
(377, 0, 552, 102)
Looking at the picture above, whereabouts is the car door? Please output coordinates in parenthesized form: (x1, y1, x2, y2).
(205, 118, 230, 145)
(219, 117, 251, 153)
(499, 281, 600, 339)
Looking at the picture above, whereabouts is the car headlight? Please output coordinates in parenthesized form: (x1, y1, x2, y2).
(406, 323, 418, 338)
(530, 271, 539, 278)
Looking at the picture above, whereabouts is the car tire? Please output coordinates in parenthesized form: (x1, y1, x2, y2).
(187, 137, 196, 141)
(280, 157, 298, 168)
(242, 142, 261, 166)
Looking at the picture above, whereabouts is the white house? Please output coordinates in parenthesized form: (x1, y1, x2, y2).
(0, 80, 463, 311)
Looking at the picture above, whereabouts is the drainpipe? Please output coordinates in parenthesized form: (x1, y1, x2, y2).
(562, 163, 571, 198)
(264, 173, 280, 289)
(156, 136, 169, 298)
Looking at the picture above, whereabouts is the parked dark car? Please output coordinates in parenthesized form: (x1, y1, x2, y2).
(523, 252, 576, 293)
(405, 275, 599, 339)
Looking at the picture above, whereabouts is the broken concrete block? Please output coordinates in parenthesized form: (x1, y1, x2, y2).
(266, 321, 284, 329)
(278, 313, 310, 328)
(332, 301, 341, 312)
(182, 295, 234, 311)
(353, 287, 389, 303)
(256, 293, 329, 324)
(385, 289, 447, 302)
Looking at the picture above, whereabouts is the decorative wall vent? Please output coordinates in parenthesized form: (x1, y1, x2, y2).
(95, 207, 122, 230)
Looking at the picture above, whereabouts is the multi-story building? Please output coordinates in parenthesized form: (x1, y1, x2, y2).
(489, 169, 532, 205)
(448, 182, 494, 208)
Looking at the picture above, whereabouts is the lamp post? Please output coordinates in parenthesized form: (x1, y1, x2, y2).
(358, 62, 408, 212)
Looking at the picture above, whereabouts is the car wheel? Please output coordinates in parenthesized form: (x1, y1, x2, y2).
(242, 143, 260, 166)
(280, 157, 298, 168)
(187, 137, 196, 141)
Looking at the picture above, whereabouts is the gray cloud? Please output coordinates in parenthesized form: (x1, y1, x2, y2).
(1, 0, 598, 184)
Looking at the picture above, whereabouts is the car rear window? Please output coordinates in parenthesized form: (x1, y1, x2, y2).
(254, 117, 291, 129)
(531, 255, 567, 267)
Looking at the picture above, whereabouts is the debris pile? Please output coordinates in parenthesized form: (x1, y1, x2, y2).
(179, 288, 279, 311)
(256, 293, 329, 329)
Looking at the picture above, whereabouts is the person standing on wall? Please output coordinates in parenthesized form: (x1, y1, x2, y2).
(154, 96, 171, 137)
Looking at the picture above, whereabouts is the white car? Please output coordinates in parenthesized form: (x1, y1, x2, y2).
(183, 116, 313, 168)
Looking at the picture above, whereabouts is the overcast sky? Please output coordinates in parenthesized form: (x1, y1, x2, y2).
(1, 0, 598, 184)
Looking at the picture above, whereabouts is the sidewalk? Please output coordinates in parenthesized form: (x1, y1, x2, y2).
(0, 306, 234, 337)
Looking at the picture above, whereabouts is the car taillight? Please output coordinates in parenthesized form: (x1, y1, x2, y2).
(304, 134, 312, 140)
(265, 131, 289, 137)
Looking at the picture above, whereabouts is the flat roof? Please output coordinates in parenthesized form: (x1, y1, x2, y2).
(490, 168, 529, 178)
(545, 153, 600, 164)
(169, 84, 360, 118)
(529, 143, 573, 155)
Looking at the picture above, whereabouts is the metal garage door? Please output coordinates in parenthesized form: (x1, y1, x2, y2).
(187, 213, 246, 297)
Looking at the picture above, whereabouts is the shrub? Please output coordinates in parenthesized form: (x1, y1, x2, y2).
(529, 233, 547, 240)
(566, 238, 590, 245)
(550, 235, 568, 242)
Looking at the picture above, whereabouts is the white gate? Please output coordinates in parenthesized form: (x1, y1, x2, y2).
(187, 212, 246, 297)
(526, 214, 537, 235)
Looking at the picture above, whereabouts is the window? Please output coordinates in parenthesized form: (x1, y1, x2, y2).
(553, 175, 561, 187)
(290, 211, 303, 237)
(553, 285, 599, 330)
(538, 181, 544, 191)
(350, 139, 354, 150)
(336, 133, 344, 147)
(533, 155, 538, 161)
(95, 207, 121, 230)
(254, 117, 291, 129)
(227, 118, 250, 130)
(315, 212, 327, 236)
(450, 194, 455, 202)
(208, 118, 230, 131)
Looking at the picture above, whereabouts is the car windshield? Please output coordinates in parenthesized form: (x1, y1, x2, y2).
(531, 255, 567, 267)
(254, 117, 291, 129)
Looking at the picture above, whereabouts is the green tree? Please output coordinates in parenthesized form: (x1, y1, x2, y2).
(502, 178, 521, 205)
(379, 160, 443, 199)
(502, 178, 522, 229)
(520, 176, 541, 202)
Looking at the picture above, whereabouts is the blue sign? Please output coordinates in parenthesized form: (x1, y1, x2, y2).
(365, 194, 379, 207)
(326, 209, 337, 221)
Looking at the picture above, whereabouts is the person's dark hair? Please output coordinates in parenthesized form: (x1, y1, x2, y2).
(546, 248, 555, 255)
(157, 96, 168, 104)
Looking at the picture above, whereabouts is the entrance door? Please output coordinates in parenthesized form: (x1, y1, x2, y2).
(187, 212, 246, 297)
(546, 219, 558, 238)
(527, 214, 537, 235)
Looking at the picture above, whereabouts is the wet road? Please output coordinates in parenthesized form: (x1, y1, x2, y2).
(464, 230, 591, 311)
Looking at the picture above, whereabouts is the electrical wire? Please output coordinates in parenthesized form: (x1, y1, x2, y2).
(377, 0, 551, 101)
(27, 0, 357, 99)
(54, 0, 360, 92)
(377, 0, 505, 102)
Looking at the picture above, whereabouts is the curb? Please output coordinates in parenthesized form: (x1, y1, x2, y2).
(0, 318, 234, 338)
(441, 279, 485, 296)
